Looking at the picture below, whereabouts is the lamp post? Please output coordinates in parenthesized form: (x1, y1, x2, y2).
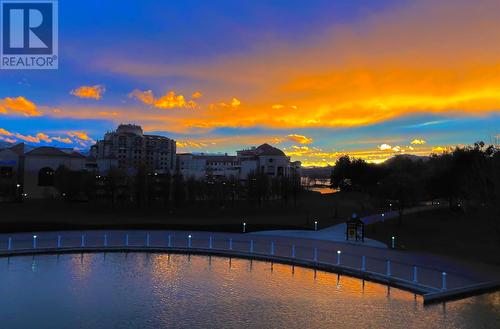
(391, 236, 395, 249)
(314, 220, 318, 231)
(33, 235, 37, 249)
(243, 222, 246, 233)
(336, 250, 341, 265)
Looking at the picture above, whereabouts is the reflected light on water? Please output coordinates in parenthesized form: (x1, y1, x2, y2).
(0, 253, 498, 329)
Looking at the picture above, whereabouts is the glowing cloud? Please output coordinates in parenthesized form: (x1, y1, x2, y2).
(411, 139, 427, 145)
(379, 144, 393, 151)
(14, 133, 41, 143)
(70, 85, 106, 100)
(286, 134, 313, 145)
(192, 91, 203, 99)
(103, 0, 500, 131)
(129, 89, 155, 105)
(52, 136, 73, 144)
(0, 136, 16, 143)
(68, 131, 93, 142)
(231, 98, 241, 108)
(36, 133, 52, 143)
(177, 140, 209, 149)
(0, 97, 41, 116)
(0, 128, 13, 136)
(129, 89, 197, 109)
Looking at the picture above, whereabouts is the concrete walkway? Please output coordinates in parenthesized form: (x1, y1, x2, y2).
(1, 229, 498, 303)
(253, 204, 446, 248)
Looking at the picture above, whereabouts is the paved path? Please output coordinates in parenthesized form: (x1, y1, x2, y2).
(253, 204, 446, 248)
(1, 229, 498, 303)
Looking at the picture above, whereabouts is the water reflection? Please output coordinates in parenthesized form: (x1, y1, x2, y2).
(0, 253, 498, 329)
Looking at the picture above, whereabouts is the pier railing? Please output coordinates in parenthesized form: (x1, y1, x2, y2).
(0, 231, 465, 294)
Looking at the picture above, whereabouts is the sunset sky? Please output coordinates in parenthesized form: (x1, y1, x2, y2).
(1, 0, 499, 166)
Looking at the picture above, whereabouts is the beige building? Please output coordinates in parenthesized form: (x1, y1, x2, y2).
(91, 124, 176, 172)
(178, 143, 301, 179)
(23, 147, 87, 199)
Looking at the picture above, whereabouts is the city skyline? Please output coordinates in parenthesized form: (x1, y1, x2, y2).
(1, 0, 500, 166)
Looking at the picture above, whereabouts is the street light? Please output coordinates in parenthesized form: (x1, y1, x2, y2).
(391, 236, 395, 249)
(314, 220, 318, 231)
(243, 222, 246, 233)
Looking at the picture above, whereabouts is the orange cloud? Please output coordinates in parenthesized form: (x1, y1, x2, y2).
(411, 139, 427, 145)
(70, 85, 105, 100)
(0, 128, 13, 136)
(36, 133, 52, 143)
(98, 111, 118, 117)
(192, 91, 203, 99)
(68, 131, 93, 142)
(14, 133, 41, 143)
(0, 97, 41, 116)
(129, 89, 197, 109)
(177, 140, 209, 149)
(286, 134, 313, 145)
(129, 89, 155, 105)
(0, 128, 95, 147)
(100, 0, 500, 131)
(52, 136, 73, 144)
(0, 136, 16, 144)
(231, 98, 241, 107)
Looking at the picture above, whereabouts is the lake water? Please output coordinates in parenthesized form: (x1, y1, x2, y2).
(0, 253, 498, 329)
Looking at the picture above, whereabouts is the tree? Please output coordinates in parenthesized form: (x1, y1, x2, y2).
(172, 171, 186, 207)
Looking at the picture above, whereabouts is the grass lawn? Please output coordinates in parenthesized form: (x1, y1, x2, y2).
(366, 207, 500, 266)
(0, 191, 380, 233)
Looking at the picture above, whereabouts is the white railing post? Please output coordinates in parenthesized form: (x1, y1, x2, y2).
(188, 235, 192, 248)
(361, 256, 366, 271)
(229, 238, 233, 250)
(33, 235, 37, 249)
(168, 235, 172, 247)
(386, 260, 391, 276)
(81, 235, 85, 248)
(249, 240, 254, 253)
(313, 247, 318, 262)
(57, 235, 61, 248)
(125, 234, 129, 247)
(209, 236, 213, 249)
(103, 234, 108, 247)
(413, 266, 418, 283)
(8, 237, 12, 250)
(442, 272, 447, 290)
(336, 250, 341, 265)
(292, 245, 296, 258)
(146, 234, 150, 247)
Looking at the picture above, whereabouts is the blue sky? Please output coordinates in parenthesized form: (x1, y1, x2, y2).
(1, 0, 499, 165)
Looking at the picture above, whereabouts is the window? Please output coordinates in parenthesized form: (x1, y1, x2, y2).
(38, 167, 55, 186)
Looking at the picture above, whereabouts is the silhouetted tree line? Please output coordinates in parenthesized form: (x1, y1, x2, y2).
(50, 164, 302, 209)
(331, 142, 500, 223)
